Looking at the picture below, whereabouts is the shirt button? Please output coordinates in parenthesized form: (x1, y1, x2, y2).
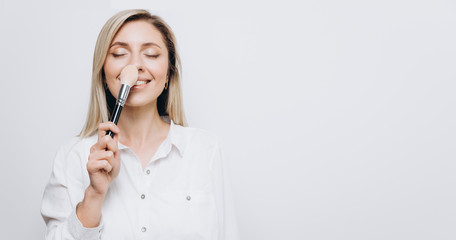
(146, 169, 150, 175)
(186, 195, 191, 201)
(141, 194, 145, 199)
(141, 227, 147, 232)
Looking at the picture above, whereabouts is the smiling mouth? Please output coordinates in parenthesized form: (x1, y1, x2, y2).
(134, 80, 151, 86)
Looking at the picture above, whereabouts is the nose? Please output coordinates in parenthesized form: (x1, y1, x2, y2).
(129, 52, 145, 72)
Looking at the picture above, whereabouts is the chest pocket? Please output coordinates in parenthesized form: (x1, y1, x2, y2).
(153, 191, 218, 240)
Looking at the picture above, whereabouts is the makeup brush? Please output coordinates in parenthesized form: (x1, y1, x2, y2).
(106, 65, 138, 137)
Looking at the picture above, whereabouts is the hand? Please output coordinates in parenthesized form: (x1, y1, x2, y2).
(86, 122, 121, 197)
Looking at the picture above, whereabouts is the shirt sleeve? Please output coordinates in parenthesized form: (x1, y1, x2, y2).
(41, 139, 103, 240)
(211, 139, 240, 240)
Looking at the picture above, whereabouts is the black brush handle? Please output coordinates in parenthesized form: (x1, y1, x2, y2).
(106, 104, 123, 137)
(105, 84, 130, 138)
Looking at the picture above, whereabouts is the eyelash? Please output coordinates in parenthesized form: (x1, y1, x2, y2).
(111, 54, 159, 58)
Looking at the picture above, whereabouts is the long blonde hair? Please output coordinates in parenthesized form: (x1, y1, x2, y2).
(79, 9, 187, 137)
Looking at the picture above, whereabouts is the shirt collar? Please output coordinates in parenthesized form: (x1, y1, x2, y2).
(117, 118, 186, 157)
(167, 119, 186, 156)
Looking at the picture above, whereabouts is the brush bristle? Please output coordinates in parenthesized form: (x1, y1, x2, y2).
(120, 65, 138, 86)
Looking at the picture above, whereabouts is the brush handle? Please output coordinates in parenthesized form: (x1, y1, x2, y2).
(106, 104, 123, 137)
(105, 84, 130, 138)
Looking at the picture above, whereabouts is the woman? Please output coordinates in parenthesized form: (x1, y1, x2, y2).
(41, 9, 239, 240)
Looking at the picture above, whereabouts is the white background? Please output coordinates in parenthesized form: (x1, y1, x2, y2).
(0, 0, 455, 239)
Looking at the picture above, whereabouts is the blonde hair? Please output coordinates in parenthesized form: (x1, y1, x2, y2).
(79, 9, 187, 137)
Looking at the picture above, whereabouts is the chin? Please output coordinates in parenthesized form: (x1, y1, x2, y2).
(124, 96, 158, 108)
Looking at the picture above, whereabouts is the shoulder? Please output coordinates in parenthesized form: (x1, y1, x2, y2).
(50, 135, 97, 178)
(172, 124, 221, 154)
(55, 135, 98, 161)
(176, 124, 219, 144)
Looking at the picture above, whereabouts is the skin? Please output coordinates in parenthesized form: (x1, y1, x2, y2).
(77, 20, 172, 228)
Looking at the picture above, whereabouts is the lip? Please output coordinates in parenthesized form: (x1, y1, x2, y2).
(130, 79, 151, 90)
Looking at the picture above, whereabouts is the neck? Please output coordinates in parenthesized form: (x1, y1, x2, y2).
(116, 101, 170, 146)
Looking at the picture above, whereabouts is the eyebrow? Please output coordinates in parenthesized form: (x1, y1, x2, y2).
(110, 41, 161, 49)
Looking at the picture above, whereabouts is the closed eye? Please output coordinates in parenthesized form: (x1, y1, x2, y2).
(112, 53, 126, 57)
(146, 54, 159, 58)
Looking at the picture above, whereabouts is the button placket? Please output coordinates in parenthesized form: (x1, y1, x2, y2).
(138, 161, 149, 236)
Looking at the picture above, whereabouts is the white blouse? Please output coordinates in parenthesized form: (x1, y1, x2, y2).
(41, 120, 240, 240)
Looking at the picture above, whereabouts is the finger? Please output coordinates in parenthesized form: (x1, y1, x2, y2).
(87, 159, 113, 174)
(91, 135, 109, 152)
(112, 131, 120, 142)
(89, 150, 115, 163)
(92, 135, 118, 152)
(104, 135, 119, 153)
(97, 122, 120, 140)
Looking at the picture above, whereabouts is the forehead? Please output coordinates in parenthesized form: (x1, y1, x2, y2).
(111, 20, 165, 48)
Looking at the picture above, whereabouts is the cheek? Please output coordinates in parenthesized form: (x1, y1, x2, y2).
(104, 58, 124, 80)
(103, 61, 123, 95)
(147, 58, 169, 78)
